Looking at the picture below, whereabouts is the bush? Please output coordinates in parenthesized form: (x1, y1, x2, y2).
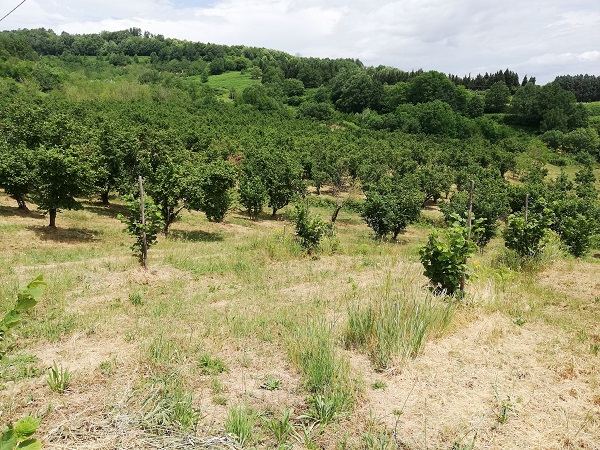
(558, 214, 597, 257)
(292, 203, 334, 254)
(118, 195, 164, 265)
(419, 215, 478, 295)
(503, 211, 551, 260)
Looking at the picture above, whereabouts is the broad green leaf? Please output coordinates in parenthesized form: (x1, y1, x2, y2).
(15, 293, 37, 312)
(14, 417, 40, 439)
(1, 311, 21, 330)
(0, 429, 17, 450)
(16, 439, 41, 450)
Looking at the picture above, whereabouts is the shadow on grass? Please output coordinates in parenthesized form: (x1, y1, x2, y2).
(26, 225, 101, 243)
(592, 252, 600, 259)
(81, 201, 128, 219)
(168, 229, 224, 242)
(0, 205, 45, 219)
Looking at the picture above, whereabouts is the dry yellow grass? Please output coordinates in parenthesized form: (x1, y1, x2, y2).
(1, 190, 599, 449)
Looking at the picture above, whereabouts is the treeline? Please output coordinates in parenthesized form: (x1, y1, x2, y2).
(554, 75, 600, 102)
(448, 69, 522, 92)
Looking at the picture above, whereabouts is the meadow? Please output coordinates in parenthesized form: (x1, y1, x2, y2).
(0, 187, 598, 450)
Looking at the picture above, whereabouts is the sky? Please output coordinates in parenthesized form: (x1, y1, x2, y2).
(1, 0, 599, 84)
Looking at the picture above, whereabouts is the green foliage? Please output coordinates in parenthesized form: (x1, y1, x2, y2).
(362, 175, 423, 240)
(484, 81, 511, 113)
(419, 215, 478, 295)
(292, 203, 334, 254)
(193, 159, 237, 222)
(330, 69, 383, 113)
(46, 361, 70, 394)
(225, 405, 254, 447)
(0, 417, 42, 450)
(414, 100, 458, 137)
(503, 208, 552, 260)
(197, 353, 228, 375)
(0, 144, 36, 210)
(0, 277, 45, 450)
(264, 408, 294, 447)
(32, 145, 97, 226)
(118, 195, 164, 264)
(558, 214, 597, 257)
(441, 171, 509, 248)
(1, 275, 45, 359)
(238, 174, 267, 220)
(242, 148, 304, 216)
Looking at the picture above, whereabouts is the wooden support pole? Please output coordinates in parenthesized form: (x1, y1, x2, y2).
(460, 180, 475, 293)
(138, 176, 148, 269)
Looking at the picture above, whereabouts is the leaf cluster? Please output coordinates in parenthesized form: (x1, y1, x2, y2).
(419, 215, 479, 295)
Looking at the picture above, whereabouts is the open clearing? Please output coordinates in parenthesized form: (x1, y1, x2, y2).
(0, 191, 599, 449)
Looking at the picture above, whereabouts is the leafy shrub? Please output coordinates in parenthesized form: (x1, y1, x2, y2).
(557, 214, 597, 257)
(292, 203, 334, 254)
(503, 210, 551, 260)
(419, 215, 478, 295)
(118, 195, 164, 265)
(1, 275, 45, 359)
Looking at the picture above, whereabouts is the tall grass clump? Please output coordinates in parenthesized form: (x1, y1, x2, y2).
(287, 320, 358, 424)
(344, 275, 455, 371)
(225, 405, 254, 447)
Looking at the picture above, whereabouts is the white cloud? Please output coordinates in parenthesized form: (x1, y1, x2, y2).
(1, 0, 599, 83)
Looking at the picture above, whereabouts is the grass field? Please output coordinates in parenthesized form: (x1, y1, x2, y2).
(204, 72, 261, 101)
(0, 189, 599, 449)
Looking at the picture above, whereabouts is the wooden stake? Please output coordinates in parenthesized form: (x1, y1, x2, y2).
(460, 180, 475, 293)
(138, 176, 148, 269)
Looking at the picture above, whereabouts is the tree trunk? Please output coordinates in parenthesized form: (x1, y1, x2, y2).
(393, 229, 400, 240)
(331, 204, 342, 223)
(163, 221, 170, 237)
(272, 207, 277, 217)
(49, 209, 57, 228)
(100, 189, 110, 205)
(15, 196, 29, 211)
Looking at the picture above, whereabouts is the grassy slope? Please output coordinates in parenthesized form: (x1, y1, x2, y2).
(0, 190, 598, 449)
(204, 71, 260, 101)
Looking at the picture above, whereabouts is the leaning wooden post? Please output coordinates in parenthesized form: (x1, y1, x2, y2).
(459, 180, 475, 293)
(138, 175, 148, 269)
